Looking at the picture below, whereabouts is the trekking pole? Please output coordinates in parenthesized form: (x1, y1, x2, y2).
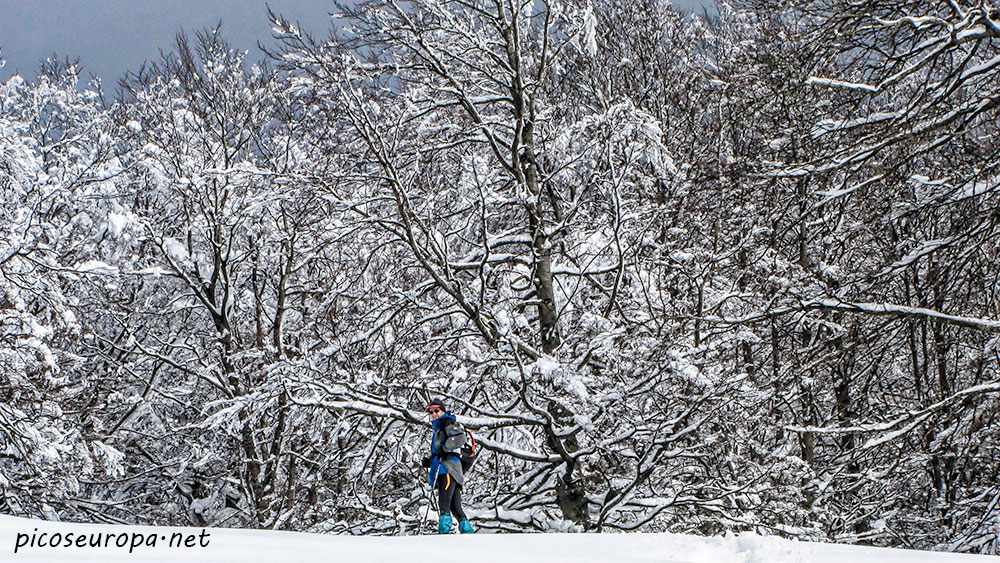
(422, 494, 434, 535)
(422, 462, 440, 535)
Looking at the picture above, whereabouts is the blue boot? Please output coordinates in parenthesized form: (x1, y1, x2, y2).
(458, 519, 475, 534)
(438, 513, 453, 534)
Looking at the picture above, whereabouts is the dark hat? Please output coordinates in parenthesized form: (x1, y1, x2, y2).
(426, 398, 446, 411)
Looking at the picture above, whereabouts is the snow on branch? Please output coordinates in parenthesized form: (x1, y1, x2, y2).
(872, 15, 949, 31)
(809, 299, 1000, 333)
(706, 298, 1000, 333)
(787, 381, 1000, 451)
(284, 376, 558, 463)
(806, 76, 879, 93)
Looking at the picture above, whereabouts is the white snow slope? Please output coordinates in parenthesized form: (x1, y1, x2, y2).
(1, 514, 996, 562)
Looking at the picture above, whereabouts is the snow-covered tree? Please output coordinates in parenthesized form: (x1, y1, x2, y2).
(0, 61, 128, 520)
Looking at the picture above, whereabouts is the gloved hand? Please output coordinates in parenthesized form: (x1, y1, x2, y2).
(421, 456, 431, 468)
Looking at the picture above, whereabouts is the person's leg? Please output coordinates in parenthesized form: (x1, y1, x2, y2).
(452, 484, 474, 533)
(437, 474, 455, 514)
(450, 483, 467, 521)
(436, 474, 455, 534)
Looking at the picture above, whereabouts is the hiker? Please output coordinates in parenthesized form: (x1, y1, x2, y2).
(422, 398, 474, 534)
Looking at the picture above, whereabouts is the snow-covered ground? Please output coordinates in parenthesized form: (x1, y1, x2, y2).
(2, 514, 995, 562)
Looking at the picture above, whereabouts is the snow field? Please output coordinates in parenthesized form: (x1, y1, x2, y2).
(2, 514, 996, 563)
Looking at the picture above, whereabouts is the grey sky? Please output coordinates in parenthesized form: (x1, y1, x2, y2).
(0, 0, 711, 85)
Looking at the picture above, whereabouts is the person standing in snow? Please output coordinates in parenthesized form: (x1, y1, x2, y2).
(421, 398, 474, 534)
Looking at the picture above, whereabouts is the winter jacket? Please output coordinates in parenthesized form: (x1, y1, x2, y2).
(428, 412, 466, 486)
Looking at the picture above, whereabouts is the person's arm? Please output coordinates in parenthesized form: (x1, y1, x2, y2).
(441, 421, 466, 454)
